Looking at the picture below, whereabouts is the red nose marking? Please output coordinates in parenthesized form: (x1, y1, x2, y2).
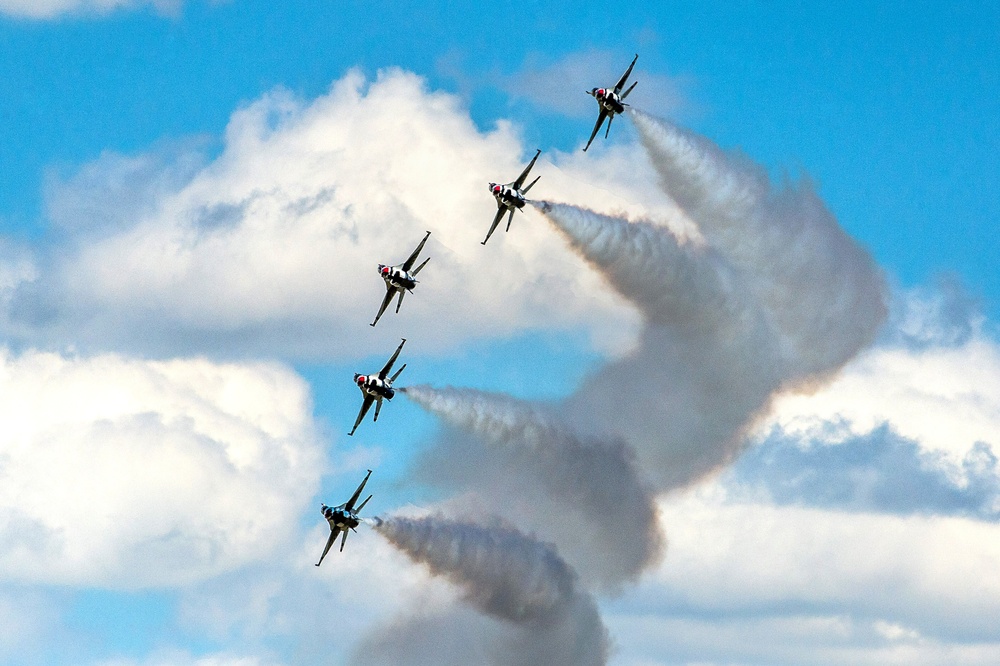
(382, 267, 389, 275)
(598, 89, 605, 96)
(357, 376, 366, 385)
(493, 185, 501, 193)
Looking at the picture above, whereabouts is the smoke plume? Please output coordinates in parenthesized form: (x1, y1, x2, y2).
(365, 514, 609, 666)
(402, 385, 664, 588)
(383, 110, 887, 658)
(628, 109, 887, 377)
(526, 111, 886, 489)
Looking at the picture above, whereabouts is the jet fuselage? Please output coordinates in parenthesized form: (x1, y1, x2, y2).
(355, 374, 395, 400)
(593, 88, 625, 115)
(322, 504, 361, 531)
(378, 264, 417, 291)
(489, 183, 527, 210)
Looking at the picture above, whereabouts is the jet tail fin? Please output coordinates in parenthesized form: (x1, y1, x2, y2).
(505, 208, 515, 232)
(356, 494, 373, 513)
(339, 529, 349, 552)
(390, 363, 406, 383)
(605, 114, 614, 139)
(621, 80, 638, 100)
(395, 289, 405, 314)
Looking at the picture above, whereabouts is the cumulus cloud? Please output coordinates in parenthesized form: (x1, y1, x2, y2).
(6, 69, 661, 361)
(0, 349, 323, 587)
(639, 486, 1000, 645)
(729, 426, 1000, 520)
(587, 287, 999, 664)
(765, 322, 1000, 460)
(0, 0, 180, 19)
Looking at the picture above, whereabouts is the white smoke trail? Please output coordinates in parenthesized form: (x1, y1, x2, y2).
(369, 514, 609, 666)
(629, 109, 887, 376)
(402, 385, 664, 587)
(531, 201, 762, 336)
(387, 111, 888, 656)
(523, 113, 886, 489)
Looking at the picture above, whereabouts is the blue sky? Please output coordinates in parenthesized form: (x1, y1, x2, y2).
(1, 2, 999, 665)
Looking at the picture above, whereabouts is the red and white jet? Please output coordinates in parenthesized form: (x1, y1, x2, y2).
(371, 231, 431, 327)
(349, 338, 406, 437)
(315, 469, 373, 566)
(483, 149, 541, 245)
(583, 54, 638, 152)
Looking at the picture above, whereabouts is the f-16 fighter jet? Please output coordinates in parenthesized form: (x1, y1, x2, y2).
(483, 149, 541, 245)
(583, 54, 638, 152)
(315, 469, 373, 566)
(349, 338, 406, 436)
(371, 231, 431, 327)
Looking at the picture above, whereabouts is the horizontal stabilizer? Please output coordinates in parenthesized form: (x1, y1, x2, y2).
(390, 363, 406, 383)
(412, 256, 430, 276)
(522, 175, 540, 195)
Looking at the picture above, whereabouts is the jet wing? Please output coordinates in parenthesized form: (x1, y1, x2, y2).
(349, 395, 375, 436)
(345, 469, 373, 511)
(614, 54, 638, 94)
(378, 338, 407, 379)
(371, 285, 397, 327)
(315, 526, 342, 566)
(511, 149, 541, 190)
(583, 109, 609, 152)
(401, 231, 431, 272)
(482, 205, 506, 245)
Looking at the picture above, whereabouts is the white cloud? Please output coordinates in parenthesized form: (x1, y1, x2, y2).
(5, 69, 674, 361)
(0, 349, 323, 587)
(601, 486, 1000, 664)
(0, 0, 179, 19)
(606, 613, 1000, 666)
(764, 332, 1000, 459)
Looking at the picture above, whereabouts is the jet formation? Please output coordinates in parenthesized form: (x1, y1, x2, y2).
(318, 53, 639, 559)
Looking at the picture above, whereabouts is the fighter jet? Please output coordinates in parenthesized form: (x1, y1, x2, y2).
(315, 469, 373, 566)
(349, 338, 406, 436)
(371, 231, 431, 327)
(483, 149, 541, 245)
(583, 54, 638, 152)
